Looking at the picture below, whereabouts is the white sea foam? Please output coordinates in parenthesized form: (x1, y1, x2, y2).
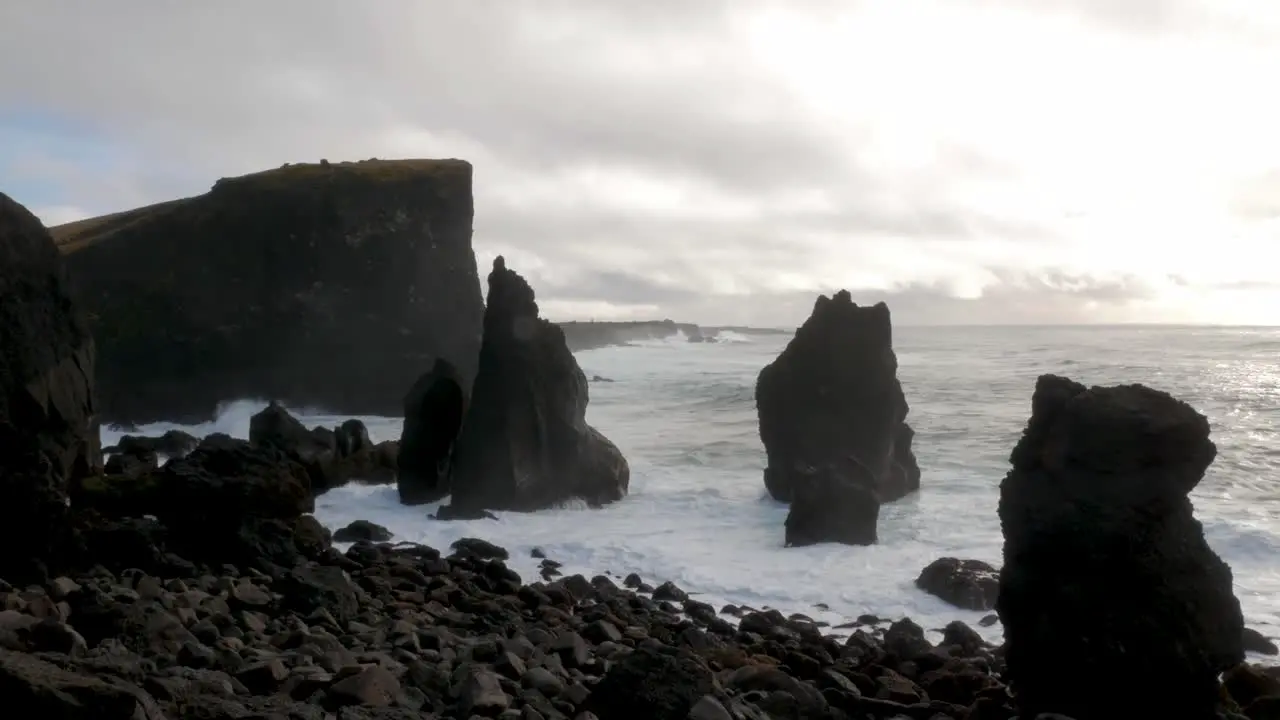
(101, 325, 1280, 658)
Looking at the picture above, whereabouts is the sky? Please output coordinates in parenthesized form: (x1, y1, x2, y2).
(1, 0, 1278, 327)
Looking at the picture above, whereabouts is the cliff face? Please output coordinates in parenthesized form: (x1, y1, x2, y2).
(0, 192, 100, 583)
(54, 159, 484, 426)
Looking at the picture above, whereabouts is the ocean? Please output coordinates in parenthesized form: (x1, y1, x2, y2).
(100, 325, 1280, 659)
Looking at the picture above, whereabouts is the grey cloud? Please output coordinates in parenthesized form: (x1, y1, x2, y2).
(0, 1, 1268, 328)
(533, 270, 703, 307)
(0, 1, 854, 198)
(608, 273, 1160, 328)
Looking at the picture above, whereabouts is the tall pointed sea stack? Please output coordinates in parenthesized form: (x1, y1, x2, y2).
(998, 374, 1244, 719)
(0, 192, 100, 582)
(442, 257, 629, 513)
(756, 292, 918, 545)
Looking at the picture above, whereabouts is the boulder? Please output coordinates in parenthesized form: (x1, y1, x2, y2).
(76, 436, 313, 523)
(103, 429, 198, 459)
(397, 358, 467, 505)
(53, 158, 484, 426)
(916, 557, 999, 611)
(332, 520, 392, 543)
(997, 374, 1245, 719)
(784, 460, 881, 546)
(72, 435, 327, 572)
(0, 192, 100, 583)
(443, 257, 630, 513)
(248, 402, 397, 493)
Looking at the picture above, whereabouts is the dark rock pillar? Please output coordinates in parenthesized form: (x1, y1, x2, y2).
(997, 374, 1244, 719)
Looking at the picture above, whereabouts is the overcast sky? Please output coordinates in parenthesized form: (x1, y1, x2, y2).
(2, 1, 1278, 326)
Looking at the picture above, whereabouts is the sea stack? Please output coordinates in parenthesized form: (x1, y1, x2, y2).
(997, 374, 1244, 719)
(397, 358, 468, 505)
(755, 292, 919, 546)
(441, 257, 630, 514)
(53, 158, 484, 426)
(0, 192, 100, 582)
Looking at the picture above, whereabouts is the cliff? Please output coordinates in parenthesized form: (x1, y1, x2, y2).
(53, 159, 484, 426)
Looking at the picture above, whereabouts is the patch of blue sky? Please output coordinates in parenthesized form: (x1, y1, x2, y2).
(0, 107, 130, 209)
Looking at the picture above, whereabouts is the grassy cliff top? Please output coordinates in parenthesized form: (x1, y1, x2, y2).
(52, 158, 471, 255)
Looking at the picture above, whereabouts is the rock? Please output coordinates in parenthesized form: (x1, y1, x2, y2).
(456, 665, 510, 716)
(450, 538, 510, 561)
(0, 648, 165, 718)
(443, 257, 630, 513)
(1243, 627, 1279, 656)
(0, 513, 1017, 720)
(756, 292, 918, 506)
(325, 665, 401, 708)
(249, 403, 398, 494)
(104, 450, 160, 479)
(54, 158, 484, 426)
(0, 192, 100, 583)
(997, 374, 1245, 719)
(783, 460, 881, 546)
(1223, 663, 1280, 709)
(333, 520, 393, 544)
(583, 647, 715, 719)
(397, 358, 467, 505)
(104, 430, 199, 459)
(78, 436, 313, 523)
(915, 557, 1000, 611)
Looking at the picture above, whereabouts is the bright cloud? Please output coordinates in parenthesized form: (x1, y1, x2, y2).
(0, 0, 1277, 325)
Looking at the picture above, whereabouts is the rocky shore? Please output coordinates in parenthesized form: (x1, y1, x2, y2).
(1, 532, 1017, 720)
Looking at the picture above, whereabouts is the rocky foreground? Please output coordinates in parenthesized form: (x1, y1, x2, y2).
(0, 533, 1008, 720)
(2, 530, 1277, 720)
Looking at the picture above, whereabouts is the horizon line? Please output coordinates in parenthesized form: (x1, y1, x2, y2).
(549, 319, 1280, 331)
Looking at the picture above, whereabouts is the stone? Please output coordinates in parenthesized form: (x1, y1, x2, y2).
(249, 403, 398, 494)
(997, 374, 1245, 719)
(583, 647, 715, 719)
(784, 461, 881, 546)
(333, 520, 393, 544)
(104, 430, 199, 459)
(0, 192, 100, 583)
(397, 358, 468, 506)
(54, 158, 484, 426)
(0, 647, 165, 718)
(915, 557, 1000, 611)
(443, 257, 629, 513)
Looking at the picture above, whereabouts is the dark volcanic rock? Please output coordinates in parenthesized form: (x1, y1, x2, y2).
(104, 429, 198, 459)
(443, 257, 630, 513)
(249, 402, 397, 494)
(784, 460, 881, 546)
(0, 513, 1031, 720)
(0, 192, 100, 583)
(997, 374, 1244, 719)
(332, 520, 392, 543)
(916, 557, 1000, 611)
(396, 358, 467, 506)
(54, 159, 484, 426)
(756, 292, 918, 545)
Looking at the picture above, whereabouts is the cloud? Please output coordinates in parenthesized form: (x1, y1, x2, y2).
(1, 0, 1278, 326)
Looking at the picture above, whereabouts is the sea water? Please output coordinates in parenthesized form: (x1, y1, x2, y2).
(101, 325, 1280, 659)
